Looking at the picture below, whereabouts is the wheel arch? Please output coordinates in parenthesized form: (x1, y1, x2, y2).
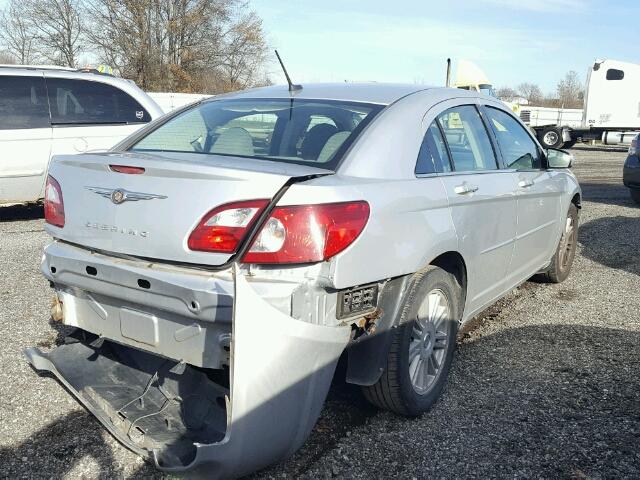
(345, 249, 468, 386)
(429, 251, 467, 310)
(571, 191, 582, 209)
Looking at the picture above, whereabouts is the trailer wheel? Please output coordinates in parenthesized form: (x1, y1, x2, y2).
(539, 127, 564, 149)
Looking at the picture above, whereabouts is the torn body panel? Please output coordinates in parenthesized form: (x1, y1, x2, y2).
(26, 253, 351, 478)
(169, 267, 351, 477)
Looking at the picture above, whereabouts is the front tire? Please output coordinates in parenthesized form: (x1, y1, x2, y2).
(630, 189, 640, 205)
(362, 266, 461, 416)
(539, 203, 579, 283)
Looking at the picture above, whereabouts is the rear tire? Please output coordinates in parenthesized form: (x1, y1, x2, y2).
(630, 189, 640, 205)
(538, 203, 579, 283)
(539, 127, 564, 149)
(362, 266, 461, 416)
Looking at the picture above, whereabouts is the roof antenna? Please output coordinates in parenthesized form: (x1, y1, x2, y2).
(445, 58, 452, 87)
(275, 50, 302, 92)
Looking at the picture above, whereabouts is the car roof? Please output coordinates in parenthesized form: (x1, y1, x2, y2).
(0, 64, 165, 118)
(213, 82, 457, 105)
(0, 64, 133, 87)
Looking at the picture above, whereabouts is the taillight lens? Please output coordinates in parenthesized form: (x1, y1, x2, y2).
(44, 175, 65, 228)
(243, 201, 370, 264)
(188, 200, 269, 253)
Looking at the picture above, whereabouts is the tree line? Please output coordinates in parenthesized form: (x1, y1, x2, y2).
(496, 71, 584, 109)
(0, 0, 269, 93)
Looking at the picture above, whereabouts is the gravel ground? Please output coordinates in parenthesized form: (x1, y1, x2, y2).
(1, 146, 638, 479)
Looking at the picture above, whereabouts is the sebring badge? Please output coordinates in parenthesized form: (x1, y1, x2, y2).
(85, 187, 167, 204)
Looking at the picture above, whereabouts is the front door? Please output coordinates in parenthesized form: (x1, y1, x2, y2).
(482, 105, 563, 281)
(435, 105, 518, 313)
(0, 74, 52, 203)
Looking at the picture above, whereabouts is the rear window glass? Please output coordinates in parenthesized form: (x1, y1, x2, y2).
(130, 98, 383, 169)
(437, 106, 498, 171)
(47, 78, 151, 125)
(415, 122, 452, 174)
(0, 75, 50, 129)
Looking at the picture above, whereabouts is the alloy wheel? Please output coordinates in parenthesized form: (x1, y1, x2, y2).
(559, 214, 576, 268)
(409, 289, 450, 394)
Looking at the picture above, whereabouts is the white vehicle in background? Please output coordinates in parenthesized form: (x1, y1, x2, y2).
(146, 92, 213, 113)
(520, 59, 640, 148)
(0, 65, 164, 205)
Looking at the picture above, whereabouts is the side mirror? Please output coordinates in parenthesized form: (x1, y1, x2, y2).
(546, 148, 573, 168)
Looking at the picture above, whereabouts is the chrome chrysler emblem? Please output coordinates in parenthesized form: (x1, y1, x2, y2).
(85, 187, 167, 204)
(111, 189, 126, 204)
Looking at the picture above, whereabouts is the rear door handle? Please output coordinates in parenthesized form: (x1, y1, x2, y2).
(454, 183, 479, 195)
(518, 179, 535, 188)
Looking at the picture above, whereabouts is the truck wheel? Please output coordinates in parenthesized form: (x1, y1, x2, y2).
(362, 266, 461, 417)
(539, 127, 564, 149)
(538, 203, 579, 283)
(631, 189, 640, 205)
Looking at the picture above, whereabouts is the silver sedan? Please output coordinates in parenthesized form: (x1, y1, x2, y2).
(26, 83, 581, 478)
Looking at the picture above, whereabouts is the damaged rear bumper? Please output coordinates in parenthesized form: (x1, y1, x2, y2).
(26, 247, 351, 478)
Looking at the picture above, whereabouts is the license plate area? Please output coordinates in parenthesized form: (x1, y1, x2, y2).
(120, 308, 159, 346)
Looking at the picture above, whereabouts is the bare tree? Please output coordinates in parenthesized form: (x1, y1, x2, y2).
(0, 0, 39, 64)
(84, 0, 268, 92)
(0, 0, 270, 91)
(23, 0, 85, 67)
(517, 82, 543, 105)
(556, 71, 584, 108)
(495, 86, 519, 102)
(0, 51, 16, 64)
(215, 10, 268, 91)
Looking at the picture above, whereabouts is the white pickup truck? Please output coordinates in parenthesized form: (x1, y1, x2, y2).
(0, 65, 166, 205)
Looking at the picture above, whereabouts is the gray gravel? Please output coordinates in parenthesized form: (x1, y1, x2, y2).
(1, 146, 639, 479)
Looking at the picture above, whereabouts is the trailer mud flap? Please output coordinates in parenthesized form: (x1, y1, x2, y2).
(24, 265, 350, 478)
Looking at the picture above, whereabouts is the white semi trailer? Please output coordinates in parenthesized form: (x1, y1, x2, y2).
(519, 59, 640, 148)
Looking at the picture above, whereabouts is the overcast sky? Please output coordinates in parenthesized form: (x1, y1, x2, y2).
(252, 0, 639, 93)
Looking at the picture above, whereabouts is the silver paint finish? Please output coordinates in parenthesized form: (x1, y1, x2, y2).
(155, 266, 351, 477)
(46, 152, 328, 265)
(31, 83, 582, 475)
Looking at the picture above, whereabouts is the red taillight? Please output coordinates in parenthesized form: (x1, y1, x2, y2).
(188, 200, 269, 253)
(242, 201, 370, 264)
(110, 165, 145, 174)
(44, 175, 65, 228)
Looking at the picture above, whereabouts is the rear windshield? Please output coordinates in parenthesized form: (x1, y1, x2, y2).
(130, 98, 383, 169)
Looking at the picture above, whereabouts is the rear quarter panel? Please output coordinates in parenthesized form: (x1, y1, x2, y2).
(279, 175, 455, 289)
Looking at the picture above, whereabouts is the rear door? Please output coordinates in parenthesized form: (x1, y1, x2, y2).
(434, 103, 519, 312)
(482, 105, 563, 279)
(0, 74, 52, 203)
(45, 76, 152, 156)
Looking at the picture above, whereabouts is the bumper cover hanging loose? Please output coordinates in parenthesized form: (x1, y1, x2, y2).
(25, 265, 351, 478)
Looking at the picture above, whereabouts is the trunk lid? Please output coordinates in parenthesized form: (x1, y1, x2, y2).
(47, 151, 330, 265)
